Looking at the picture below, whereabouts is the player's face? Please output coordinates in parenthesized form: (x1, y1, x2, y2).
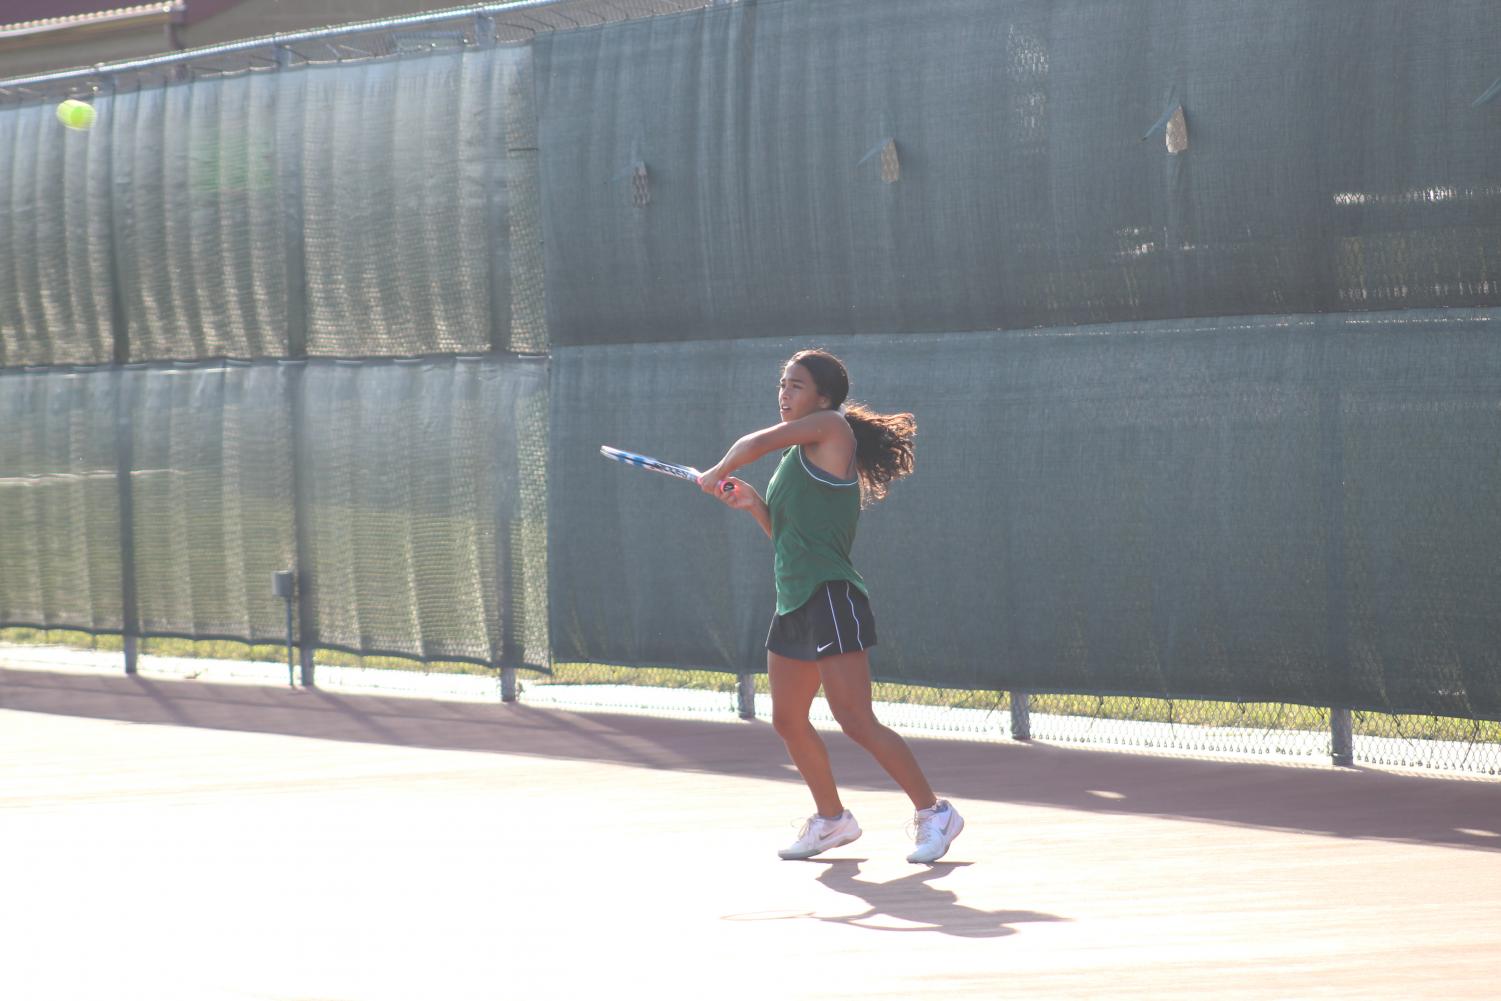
(779, 363, 829, 422)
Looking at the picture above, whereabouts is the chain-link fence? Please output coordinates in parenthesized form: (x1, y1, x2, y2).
(15, 629, 1495, 775)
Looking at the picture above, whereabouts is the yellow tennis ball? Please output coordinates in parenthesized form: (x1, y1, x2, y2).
(56, 99, 96, 131)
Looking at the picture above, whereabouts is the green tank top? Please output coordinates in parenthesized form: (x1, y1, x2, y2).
(765, 445, 867, 614)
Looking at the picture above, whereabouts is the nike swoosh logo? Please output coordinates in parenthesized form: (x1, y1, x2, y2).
(817, 642, 835, 653)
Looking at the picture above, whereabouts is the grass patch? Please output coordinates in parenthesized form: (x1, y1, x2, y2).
(529, 663, 739, 691)
(1029, 693, 1325, 729)
(0, 627, 122, 652)
(0, 627, 490, 676)
(1352, 710, 1501, 743)
(532, 668, 1008, 711)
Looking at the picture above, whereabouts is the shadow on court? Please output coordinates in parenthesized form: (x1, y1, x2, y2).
(807, 860, 1066, 937)
(721, 860, 1065, 937)
(4, 666, 1498, 855)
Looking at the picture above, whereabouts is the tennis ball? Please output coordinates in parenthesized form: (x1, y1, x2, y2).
(56, 99, 96, 131)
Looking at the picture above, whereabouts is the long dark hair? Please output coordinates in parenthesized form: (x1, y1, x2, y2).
(786, 349, 915, 504)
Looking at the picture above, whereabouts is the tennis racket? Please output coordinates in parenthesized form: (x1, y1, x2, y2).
(599, 446, 734, 491)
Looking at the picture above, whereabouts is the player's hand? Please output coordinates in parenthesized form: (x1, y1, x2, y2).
(715, 477, 758, 510)
(697, 464, 728, 495)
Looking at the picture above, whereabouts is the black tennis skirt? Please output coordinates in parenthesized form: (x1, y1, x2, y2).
(766, 580, 877, 661)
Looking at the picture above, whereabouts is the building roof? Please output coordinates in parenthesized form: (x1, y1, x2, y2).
(0, 1, 247, 39)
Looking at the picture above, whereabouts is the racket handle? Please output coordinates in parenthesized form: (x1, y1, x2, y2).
(721, 480, 735, 493)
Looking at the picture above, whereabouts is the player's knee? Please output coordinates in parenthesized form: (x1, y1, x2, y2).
(834, 711, 880, 746)
(772, 710, 812, 741)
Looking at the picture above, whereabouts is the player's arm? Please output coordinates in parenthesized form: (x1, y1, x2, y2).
(697, 410, 845, 493)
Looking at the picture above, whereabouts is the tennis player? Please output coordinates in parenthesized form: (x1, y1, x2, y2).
(698, 349, 964, 863)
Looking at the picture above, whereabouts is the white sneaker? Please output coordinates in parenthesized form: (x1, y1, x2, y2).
(907, 799, 964, 863)
(778, 810, 862, 860)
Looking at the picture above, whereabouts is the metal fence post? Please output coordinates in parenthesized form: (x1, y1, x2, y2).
(1331, 707, 1354, 767)
(1010, 691, 1031, 741)
(477, 11, 508, 357)
(273, 571, 296, 688)
(276, 42, 317, 688)
(1318, 330, 1352, 768)
(114, 368, 138, 675)
(737, 669, 757, 720)
(103, 70, 139, 675)
(496, 519, 520, 703)
(484, 9, 521, 704)
(286, 363, 317, 689)
(112, 390, 139, 684)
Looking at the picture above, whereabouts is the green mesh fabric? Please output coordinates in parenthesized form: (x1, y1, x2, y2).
(550, 311, 1501, 719)
(0, 368, 122, 630)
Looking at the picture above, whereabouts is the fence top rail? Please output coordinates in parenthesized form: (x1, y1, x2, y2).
(0, 0, 719, 97)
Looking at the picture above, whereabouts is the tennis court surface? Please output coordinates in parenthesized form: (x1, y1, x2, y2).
(3, 666, 1499, 1001)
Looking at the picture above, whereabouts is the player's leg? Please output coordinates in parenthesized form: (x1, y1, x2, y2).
(769, 651, 843, 817)
(770, 651, 863, 859)
(820, 650, 964, 862)
(818, 649, 936, 811)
